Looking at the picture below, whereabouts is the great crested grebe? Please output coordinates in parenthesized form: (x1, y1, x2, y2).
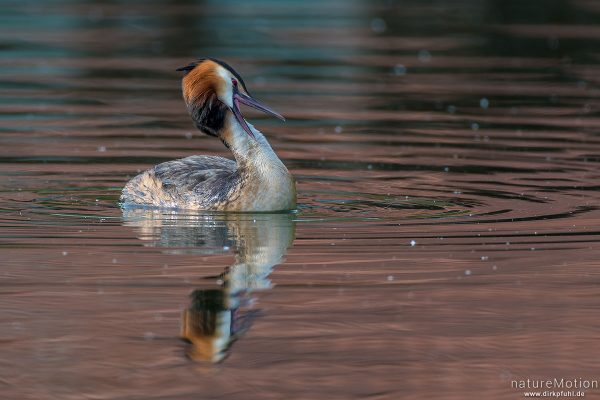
(120, 58, 296, 212)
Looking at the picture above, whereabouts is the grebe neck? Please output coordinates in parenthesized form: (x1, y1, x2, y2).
(221, 114, 286, 173)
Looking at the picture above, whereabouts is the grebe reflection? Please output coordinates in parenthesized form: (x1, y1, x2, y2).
(123, 209, 295, 362)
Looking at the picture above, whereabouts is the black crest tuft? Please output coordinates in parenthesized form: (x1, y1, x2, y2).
(175, 61, 200, 74)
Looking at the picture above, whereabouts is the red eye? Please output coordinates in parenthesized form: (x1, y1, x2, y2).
(231, 78, 238, 87)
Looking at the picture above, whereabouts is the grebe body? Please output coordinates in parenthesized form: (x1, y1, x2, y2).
(120, 58, 296, 212)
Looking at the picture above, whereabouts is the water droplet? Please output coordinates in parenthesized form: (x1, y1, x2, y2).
(465, 269, 472, 276)
(480, 98, 489, 109)
(447, 105, 456, 114)
(418, 49, 431, 62)
(387, 275, 394, 281)
(184, 131, 193, 139)
(370, 18, 386, 34)
(410, 240, 416, 246)
(393, 64, 406, 76)
(223, 246, 230, 251)
(481, 256, 489, 261)
(471, 122, 479, 131)
(334, 125, 343, 133)
(62, 251, 68, 256)
(97, 146, 107, 152)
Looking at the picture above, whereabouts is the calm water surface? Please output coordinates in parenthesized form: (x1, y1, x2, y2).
(2, 0, 600, 399)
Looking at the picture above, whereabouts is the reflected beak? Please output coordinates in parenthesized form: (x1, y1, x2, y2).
(230, 88, 285, 139)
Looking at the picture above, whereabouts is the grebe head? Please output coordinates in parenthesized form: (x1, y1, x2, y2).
(176, 58, 284, 139)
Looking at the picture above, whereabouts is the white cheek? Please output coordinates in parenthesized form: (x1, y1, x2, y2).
(217, 67, 234, 108)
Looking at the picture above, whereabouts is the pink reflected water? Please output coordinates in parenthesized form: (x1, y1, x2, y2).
(1, 0, 600, 399)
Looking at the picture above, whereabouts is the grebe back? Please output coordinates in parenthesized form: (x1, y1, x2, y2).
(120, 58, 296, 212)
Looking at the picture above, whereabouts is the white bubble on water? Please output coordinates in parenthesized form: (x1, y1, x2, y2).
(418, 49, 432, 62)
(393, 64, 407, 76)
(370, 18, 386, 33)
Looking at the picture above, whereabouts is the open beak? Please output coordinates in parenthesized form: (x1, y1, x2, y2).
(230, 88, 285, 139)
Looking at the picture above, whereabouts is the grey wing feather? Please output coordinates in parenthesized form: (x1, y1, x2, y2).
(121, 155, 239, 209)
(154, 156, 236, 190)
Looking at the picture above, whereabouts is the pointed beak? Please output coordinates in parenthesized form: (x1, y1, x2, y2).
(230, 88, 285, 139)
